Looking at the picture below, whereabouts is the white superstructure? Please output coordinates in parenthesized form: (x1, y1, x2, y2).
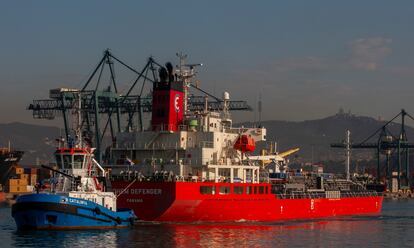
(109, 99, 266, 183)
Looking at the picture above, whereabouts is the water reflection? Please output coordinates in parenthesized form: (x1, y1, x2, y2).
(12, 229, 120, 248)
(116, 217, 385, 248)
(2, 200, 414, 248)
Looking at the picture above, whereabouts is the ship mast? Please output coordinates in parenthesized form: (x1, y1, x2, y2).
(176, 52, 189, 115)
(175, 52, 203, 116)
(346, 130, 351, 181)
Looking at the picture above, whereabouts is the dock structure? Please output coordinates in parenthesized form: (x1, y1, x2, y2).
(331, 109, 414, 192)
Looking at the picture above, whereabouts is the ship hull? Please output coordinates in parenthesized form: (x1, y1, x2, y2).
(0, 150, 24, 186)
(12, 193, 135, 230)
(0, 192, 5, 203)
(111, 181, 383, 222)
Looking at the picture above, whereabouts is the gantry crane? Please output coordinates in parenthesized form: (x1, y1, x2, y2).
(331, 109, 414, 189)
(28, 50, 252, 162)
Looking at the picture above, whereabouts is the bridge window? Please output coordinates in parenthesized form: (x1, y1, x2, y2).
(73, 155, 84, 169)
(233, 186, 243, 194)
(200, 186, 215, 195)
(219, 186, 230, 195)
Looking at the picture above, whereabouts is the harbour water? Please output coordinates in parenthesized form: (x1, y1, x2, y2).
(0, 199, 413, 247)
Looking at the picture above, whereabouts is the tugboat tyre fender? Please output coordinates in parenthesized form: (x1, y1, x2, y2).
(94, 207, 101, 215)
(116, 217, 121, 224)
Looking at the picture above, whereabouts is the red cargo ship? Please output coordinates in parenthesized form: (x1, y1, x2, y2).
(110, 181, 382, 222)
(104, 55, 382, 222)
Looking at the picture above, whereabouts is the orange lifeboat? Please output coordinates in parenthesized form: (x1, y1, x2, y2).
(234, 135, 256, 153)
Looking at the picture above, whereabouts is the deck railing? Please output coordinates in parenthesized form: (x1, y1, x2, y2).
(275, 191, 381, 199)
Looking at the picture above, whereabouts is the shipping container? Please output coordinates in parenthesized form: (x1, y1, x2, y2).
(20, 174, 30, 180)
(21, 179, 29, 185)
(9, 179, 28, 186)
(30, 175, 38, 185)
(9, 185, 28, 193)
(9, 179, 18, 186)
(15, 167, 24, 175)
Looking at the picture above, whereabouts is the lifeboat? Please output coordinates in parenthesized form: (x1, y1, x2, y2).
(233, 135, 256, 153)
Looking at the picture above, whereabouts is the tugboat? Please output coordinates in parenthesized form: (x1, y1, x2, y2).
(12, 97, 135, 230)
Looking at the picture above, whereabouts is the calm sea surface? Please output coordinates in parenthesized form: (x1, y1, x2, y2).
(0, 199, 413, 248)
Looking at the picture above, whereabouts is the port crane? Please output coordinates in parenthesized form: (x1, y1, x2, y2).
(28, 50, 252, 162)
(331, 109, 414, 190)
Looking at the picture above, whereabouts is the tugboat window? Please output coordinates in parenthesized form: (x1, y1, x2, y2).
(246, 186, 251, 194)
(73, 155, 84, 169)
(63, 155, 71, 169)
(55, 155, 63, 169)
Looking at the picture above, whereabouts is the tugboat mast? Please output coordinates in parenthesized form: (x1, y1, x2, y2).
(75, 92, 83, 148)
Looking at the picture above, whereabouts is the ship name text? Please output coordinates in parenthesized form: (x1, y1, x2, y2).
(114, 188, 162, 195)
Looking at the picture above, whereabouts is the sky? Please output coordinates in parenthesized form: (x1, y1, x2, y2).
(1, 1, 414, 126)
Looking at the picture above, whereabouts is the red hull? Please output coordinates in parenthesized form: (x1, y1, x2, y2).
(111, 181, 383, 222)
(0, 192, 5, 203)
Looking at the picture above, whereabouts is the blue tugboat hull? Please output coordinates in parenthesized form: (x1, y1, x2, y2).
(12, 194, 135, 230)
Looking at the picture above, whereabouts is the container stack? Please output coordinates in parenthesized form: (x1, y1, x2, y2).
(8, 178, 27, 193)
(8, 166, 38, 194)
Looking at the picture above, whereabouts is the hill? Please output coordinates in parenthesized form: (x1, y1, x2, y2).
(0, 122, 60, 165)
(241, 112, 414, 163)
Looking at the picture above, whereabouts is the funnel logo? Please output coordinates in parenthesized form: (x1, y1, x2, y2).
(174, 94, 180, 113)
